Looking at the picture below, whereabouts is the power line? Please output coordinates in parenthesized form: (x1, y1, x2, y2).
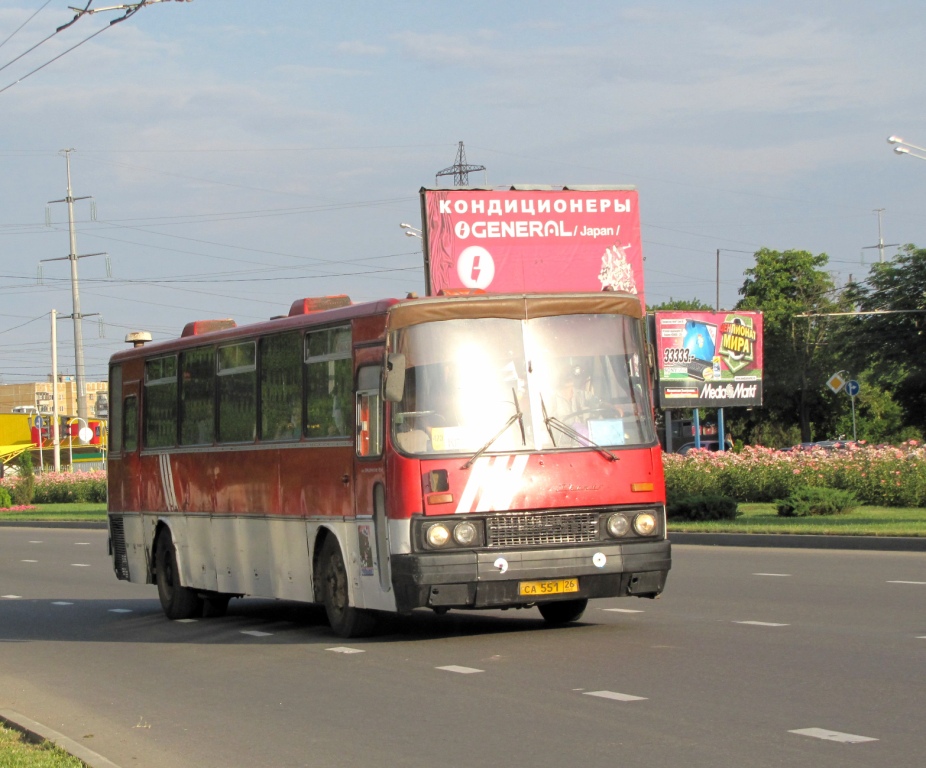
(0, 0, 54, 52)
(0, 1, 190, 96)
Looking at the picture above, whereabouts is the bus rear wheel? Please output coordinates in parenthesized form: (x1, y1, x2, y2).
(538, 598, 588, 625)
(155, 531, 203, 620)
(318, 536, 376, 638)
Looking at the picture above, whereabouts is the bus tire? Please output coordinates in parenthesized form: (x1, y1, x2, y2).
(318, 536, 376, 638)
(538, 598, 588, 625)
(155, 531, 203, 620)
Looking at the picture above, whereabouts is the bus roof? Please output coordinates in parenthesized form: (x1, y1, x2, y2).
(110, 292, 643, 363)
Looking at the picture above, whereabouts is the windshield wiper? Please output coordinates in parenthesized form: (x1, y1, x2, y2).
(511, 386, 526, 446)
(462, 388, 525, 469)
(461, 412, 521, 469)
(539, 394, 619, 462)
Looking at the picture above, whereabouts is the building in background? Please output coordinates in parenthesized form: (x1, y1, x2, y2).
(0, 377, 108, 419)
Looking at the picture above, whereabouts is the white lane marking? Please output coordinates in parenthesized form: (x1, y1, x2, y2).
(734, 621, 789, 627)
(917, 635, 926, 639)
(52, 602, 73, 606)
(71, 564, 90, 567)
(176, 618, 198, 623)
(584, 690, 647, 702)
(108, 609, 133, 613)
(21, 560, 38, 563)
(603, 608, 643, 613)
(28, 541, 42, 544)
(437, 665, 483, 674)
(74, 542, 90, 546)
(887, 580, 926, 585)
(241, 630, 273, 637)
(754, 573, 791, 577)
(789, 728, 877, 744)
(327, 647, 365, 654)
(2, 595, 22, 599)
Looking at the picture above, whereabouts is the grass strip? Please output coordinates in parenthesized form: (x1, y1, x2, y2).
(0, 721, 86, 768)
(0, 504, 106, 522)
(668, 503, 926, 536)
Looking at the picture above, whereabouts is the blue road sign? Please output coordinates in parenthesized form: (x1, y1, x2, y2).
(846, 380, 860, 397)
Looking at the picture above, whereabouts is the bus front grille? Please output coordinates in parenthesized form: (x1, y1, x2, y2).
(486, 511, 599, 547)
(110, 515, 130, 580)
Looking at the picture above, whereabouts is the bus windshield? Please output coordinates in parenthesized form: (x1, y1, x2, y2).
(390, 313, 655, 456)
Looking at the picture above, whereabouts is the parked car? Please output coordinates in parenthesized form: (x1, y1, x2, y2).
(675, 439, 734, 455)
(784, 436, 853, 452)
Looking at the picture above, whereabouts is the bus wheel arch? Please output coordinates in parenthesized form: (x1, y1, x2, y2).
(154, 522, 203, 620)
(313, 529, 376, 638)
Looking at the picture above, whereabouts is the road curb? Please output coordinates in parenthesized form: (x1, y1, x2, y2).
(0, 709, 122, 768)
(669, 532, 926, 551)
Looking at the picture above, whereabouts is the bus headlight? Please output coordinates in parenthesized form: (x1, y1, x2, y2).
(606, 513, 630, 538)
(452, 521, 478, 546)
(633, 512, 657, 536)
(426, 524, 451, 548)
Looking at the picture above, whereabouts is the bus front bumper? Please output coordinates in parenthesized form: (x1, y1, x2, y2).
(390, 539, 670, 613)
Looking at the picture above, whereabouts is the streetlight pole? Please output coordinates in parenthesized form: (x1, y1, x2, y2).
(887, 135, 926, 161)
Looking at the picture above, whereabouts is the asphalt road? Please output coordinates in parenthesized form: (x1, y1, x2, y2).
(1, 527, 924, 768)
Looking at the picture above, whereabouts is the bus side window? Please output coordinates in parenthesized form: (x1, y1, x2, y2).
(123, 395, 138, 453)
(356, 365, 383, 457)
(109, 364, 123, 456)
(305, 326, 352, 439)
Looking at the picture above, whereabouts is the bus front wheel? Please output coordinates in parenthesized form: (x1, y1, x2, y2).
(155, 531, 203, 620)
(538, 598, 588, 625)
(318, 536, 376, 638)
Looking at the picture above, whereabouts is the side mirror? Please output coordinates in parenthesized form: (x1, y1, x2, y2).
(384, 353, 406, 402)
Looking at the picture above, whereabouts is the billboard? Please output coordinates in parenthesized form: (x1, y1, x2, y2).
(655, 311, 763, 408)
(420, 186, 645, 305)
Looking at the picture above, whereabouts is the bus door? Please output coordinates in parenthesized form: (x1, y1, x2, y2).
(352, 362, 395, 611)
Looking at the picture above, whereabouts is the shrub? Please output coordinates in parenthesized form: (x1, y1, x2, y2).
(10, 451, 35, 506)
(776, 487, 858, 517)
(31, 471, 107, 504)
(667, 494, 740, 521)
(0, 486, 12, 508)
(663, 441, 926, 507)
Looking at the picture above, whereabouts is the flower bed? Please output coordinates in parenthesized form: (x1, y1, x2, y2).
(664, 441, 926, 507)
(0, 470, 107, 504)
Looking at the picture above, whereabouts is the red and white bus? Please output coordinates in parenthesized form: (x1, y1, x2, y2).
(107, 291, 670, 636)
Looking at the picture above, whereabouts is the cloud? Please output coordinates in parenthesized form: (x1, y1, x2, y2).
(335, 40, 386, 56)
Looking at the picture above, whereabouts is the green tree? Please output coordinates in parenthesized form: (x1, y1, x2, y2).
(648, 298, 715, 312)
(734, 248, 849, 443)
(841, 245, 926, 434)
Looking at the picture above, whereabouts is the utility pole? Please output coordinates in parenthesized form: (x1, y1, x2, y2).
(51, 309, 61, 472)
(862, 208, 899, 264)
(44, 150, 104, 422)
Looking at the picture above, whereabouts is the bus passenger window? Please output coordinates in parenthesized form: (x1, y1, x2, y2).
(123, 395, 138, 452)
(180, 347, 215, 445)
(217, 341, 256, 443)
(260, 332, 301, 441)
(305, 326, 352, 439)
(144, 355, 178, 448)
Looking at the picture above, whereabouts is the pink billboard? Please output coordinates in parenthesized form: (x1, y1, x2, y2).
(420, 186, 645, 305)
(654, 310, 764, 408)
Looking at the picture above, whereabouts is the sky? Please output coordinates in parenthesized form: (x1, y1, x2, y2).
(1, 0, 925, 386)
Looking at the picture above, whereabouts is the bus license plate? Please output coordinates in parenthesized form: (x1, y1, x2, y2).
(519, 578, 579, 596)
